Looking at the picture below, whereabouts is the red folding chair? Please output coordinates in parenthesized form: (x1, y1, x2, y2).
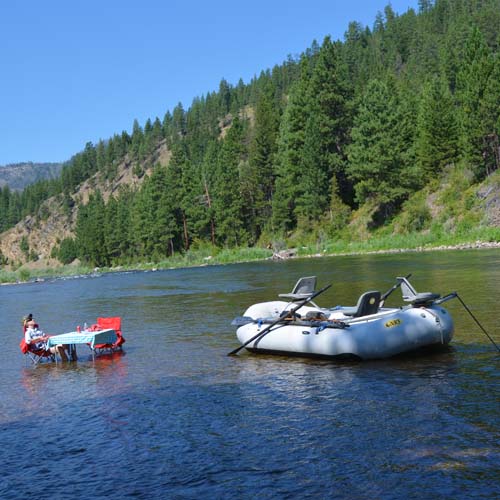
(89, 317, 125, 354)
(20, 324, 55, 364)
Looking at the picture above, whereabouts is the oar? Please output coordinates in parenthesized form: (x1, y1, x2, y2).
(228, 283, 332, 356)
(231, 316, 256, 327)
(455, 293, 500, 353)
(404, 288, 499, 353)
(379, 274, 411, 307)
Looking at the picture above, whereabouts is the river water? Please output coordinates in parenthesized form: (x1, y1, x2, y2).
(1, 250, 499, 499)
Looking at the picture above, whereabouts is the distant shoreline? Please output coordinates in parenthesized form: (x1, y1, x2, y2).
(296, 240, 500, 259)
(2, 240, 499, 286)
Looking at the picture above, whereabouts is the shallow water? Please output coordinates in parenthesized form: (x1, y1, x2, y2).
(1, 250, 499, 499)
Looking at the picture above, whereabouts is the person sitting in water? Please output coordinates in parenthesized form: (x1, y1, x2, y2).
(24, 318, 68, 362)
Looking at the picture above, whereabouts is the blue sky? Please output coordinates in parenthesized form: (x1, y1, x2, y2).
(0, 0, 418, 165)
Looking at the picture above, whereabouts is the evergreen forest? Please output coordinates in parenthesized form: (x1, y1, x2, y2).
(1, 0, 500, 268)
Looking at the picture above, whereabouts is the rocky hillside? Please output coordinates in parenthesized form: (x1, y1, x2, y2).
(0, 162, 63, 191)
(0, 141, 170, 267)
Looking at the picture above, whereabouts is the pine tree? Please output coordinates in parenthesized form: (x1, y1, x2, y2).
(170, 144, 196, 251)
(0, 186, 11, 232)
(324, 175, 351, 235)
(157, 162, 182, 257)
(456, 26, 494, 178)
(347, 78, 416, 209)
(295, 37, 353, 223)
(75, 191, 107, 266)
(343, 21, 371, 92)
(104, 138, 118, 180)
(199, 140, 220, 246)
(130, 119, 144, 161)
(213, 117, 248, 246)
(418, 0, 433, 13)
(272, 56, 312, 232)
(246, 83, 280, 239)
(143, 118, 156, 157)
(102, 189, 133, 264)
(96, 140, 106, 173)
(416, 75, 460, 179)
(218, 79, 232, 114)
(480, 52, 500, 174)
(172, 103, 187, 141)
(162, 111, 173, 144)
(295, 113, 329, 223)
(130, 173, 160, 257)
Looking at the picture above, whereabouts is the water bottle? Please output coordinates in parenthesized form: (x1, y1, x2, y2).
(84, 322, 88, 331)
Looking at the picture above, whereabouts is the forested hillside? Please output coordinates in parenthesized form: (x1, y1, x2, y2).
(1, 0, 499, 269)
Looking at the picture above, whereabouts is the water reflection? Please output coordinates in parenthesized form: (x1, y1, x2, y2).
(17, 351, 129, 417)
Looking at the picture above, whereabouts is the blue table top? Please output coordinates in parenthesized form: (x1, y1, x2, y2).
(46, 329, 117, 348)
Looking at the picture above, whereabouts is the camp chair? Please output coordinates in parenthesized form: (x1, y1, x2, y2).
(24, 344, 56, 364)
(342, 290, 381, 318)
(20, 324, 56, 364)
(89, 317, 125, 354)
(279, 276, 319, 307)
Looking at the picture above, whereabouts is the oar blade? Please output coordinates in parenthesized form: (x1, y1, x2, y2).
(231, 316, 256, 326)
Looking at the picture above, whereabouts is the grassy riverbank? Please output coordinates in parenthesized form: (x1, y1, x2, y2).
(297, 227, 500, 256)
(0, 246, 273, 284)
(2, 227, 500, 285)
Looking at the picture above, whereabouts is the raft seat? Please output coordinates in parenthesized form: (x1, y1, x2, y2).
(342, 290, 381, 318)
(409, 292, 441, 306)
(398, 276, 440, 306)
(279, 276, 319, 307)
